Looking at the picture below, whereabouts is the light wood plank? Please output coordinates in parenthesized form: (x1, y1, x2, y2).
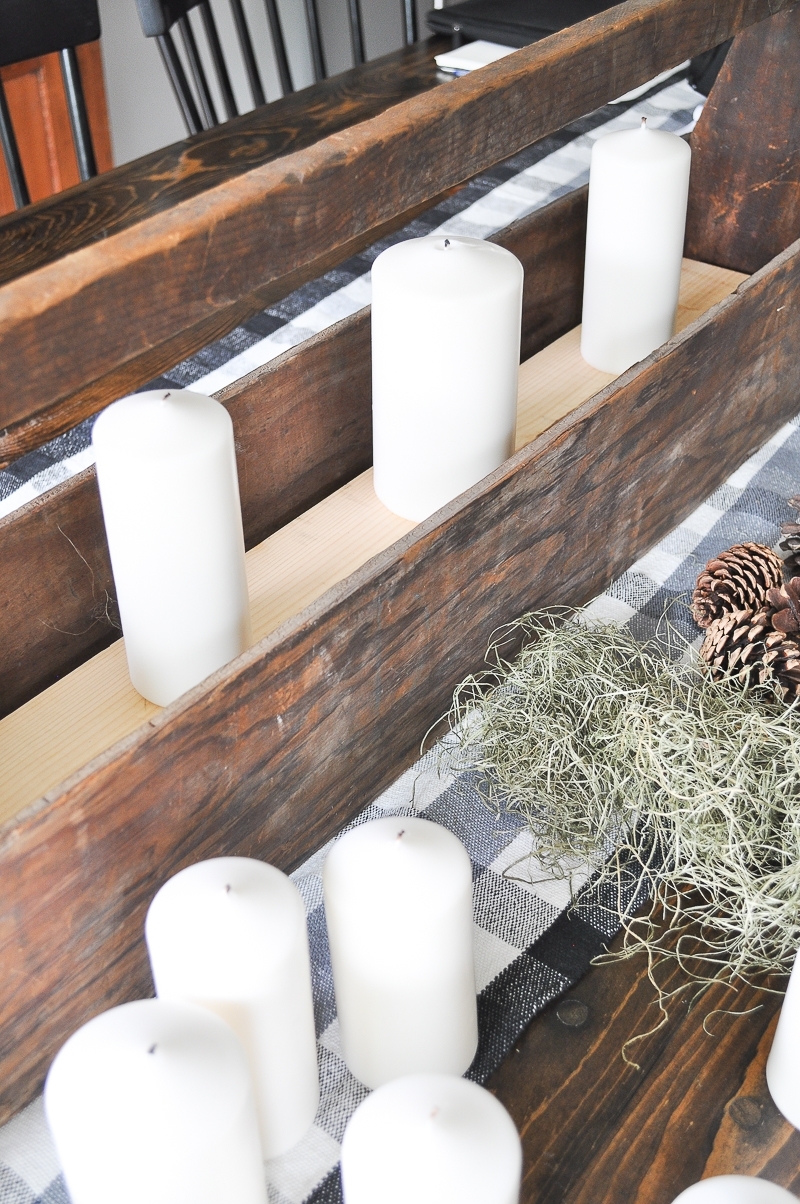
(0, 259, 745, 826)
(515, 258, 747, 448)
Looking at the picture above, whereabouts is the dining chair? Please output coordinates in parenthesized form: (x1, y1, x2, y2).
(0, 0, 100, 208)
(134, 0, 329, 134)
(137, 0, 423, 137)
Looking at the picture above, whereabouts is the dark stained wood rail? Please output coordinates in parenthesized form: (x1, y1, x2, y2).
(0, 185, 459, 467)
(0, 38, 448, 288)
(0, 0, 794, 461)
(0, 227, 798, 1125)
(0, 186, 588, 719)
(489, 933, 800, 1204)
(0, 35, 448, 465)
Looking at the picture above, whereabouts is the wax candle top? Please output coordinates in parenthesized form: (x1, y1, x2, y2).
(146, 857, 306, 1000)
(593, 120, 691, 169)
(323, 816, 472, 913)
(671, 1178, 799, 1204)
(93, 390, 233, 461)
(372, 235, 522, 301)
(45, 999, 253, 1146)
(341, 1074, 522, 1203)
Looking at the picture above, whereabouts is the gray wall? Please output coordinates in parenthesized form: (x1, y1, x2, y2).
(97, 0, 424, 166)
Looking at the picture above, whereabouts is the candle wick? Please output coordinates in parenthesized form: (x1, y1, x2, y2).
(640, 116, 647, 128)
(444, 239, 450, 247)
(148, 1044, 157, 1055)
(396, 829, 405, 840)
(225, 883, 231, 893)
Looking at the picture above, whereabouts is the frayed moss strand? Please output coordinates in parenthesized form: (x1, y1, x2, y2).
(447, 609, 800, 1001)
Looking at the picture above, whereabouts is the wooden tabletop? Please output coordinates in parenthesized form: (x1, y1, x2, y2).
(0, 36, 448, 289)
(489, 930, 800, 1204)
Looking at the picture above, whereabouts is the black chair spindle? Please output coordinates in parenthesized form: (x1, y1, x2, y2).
(347, 0, 366, 64)
(156, 31, 203, 134)
(198, 1, 238, 119)
(138, 0, 333, 132)
(262, 0, 294, 94)
(403, 0, 418, 43)
(0, 80, 29, 208)
(303, 0, 327, 80)
(59, 48, 98, 180)
(229, 0, 266, 106)
(177, 14, 218, 126)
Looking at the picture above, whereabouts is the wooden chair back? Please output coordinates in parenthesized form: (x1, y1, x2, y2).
(0, 0, 100, 206)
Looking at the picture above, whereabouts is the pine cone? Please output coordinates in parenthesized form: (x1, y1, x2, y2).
(761, 630, 800, 700)
(699, 606, 771, 686)
(692, 543, 783, 629)
(758, 577, 800, 700)
(699, 589, 800, 701)
(778, 495, 800, 581)
(765, 577, 800, 636)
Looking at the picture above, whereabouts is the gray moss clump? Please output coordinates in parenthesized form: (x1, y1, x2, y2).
(448, 610, 800, 1040)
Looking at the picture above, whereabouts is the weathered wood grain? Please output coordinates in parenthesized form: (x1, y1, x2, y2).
(487, 929, 800, 1204)
(0, 0, 792, 444)
(0, 231, 796, 1124)
(685, 5, 800, 275)
(2, 260, 742, 824)
(0, 185, 459, 466)
(0, 186, 588, 718)
(0, 38, 448, 289)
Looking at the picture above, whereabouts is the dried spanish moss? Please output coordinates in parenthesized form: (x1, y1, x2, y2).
(446, 610, 800, 1053)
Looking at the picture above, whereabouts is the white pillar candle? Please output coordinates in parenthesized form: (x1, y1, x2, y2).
(371, 235, 523, 523)
(323, 816, 477, 1088)
(580, 120, 691, 375)
(340, 1073, 522, 1204)
(767, 946, 800, 1127)
(145, 857, 319, 1158)
(92, 389, 251, 707)
(44, 999, 266, 1204)
(671, 1178, 798, 1204)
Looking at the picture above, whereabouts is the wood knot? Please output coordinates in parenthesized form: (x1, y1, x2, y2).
(556, 998, 589, 1028)
(728, 1097, 763, 1131)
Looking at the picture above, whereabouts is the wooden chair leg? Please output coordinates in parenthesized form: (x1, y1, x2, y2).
(59, 48, 97, 181)
(156, 31, 203, 136)
(0, 78, 29, 208)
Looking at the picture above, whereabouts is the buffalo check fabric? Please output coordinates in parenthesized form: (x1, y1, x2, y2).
(0, 66, 773, 1204)
(3, 417, 800, 1203)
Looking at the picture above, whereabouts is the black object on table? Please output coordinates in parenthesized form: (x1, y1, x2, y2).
(425, 0, 730, 96)
(426, 0, 613, 48)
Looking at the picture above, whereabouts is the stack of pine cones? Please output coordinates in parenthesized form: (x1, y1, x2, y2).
(692, 496, 800, 701)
